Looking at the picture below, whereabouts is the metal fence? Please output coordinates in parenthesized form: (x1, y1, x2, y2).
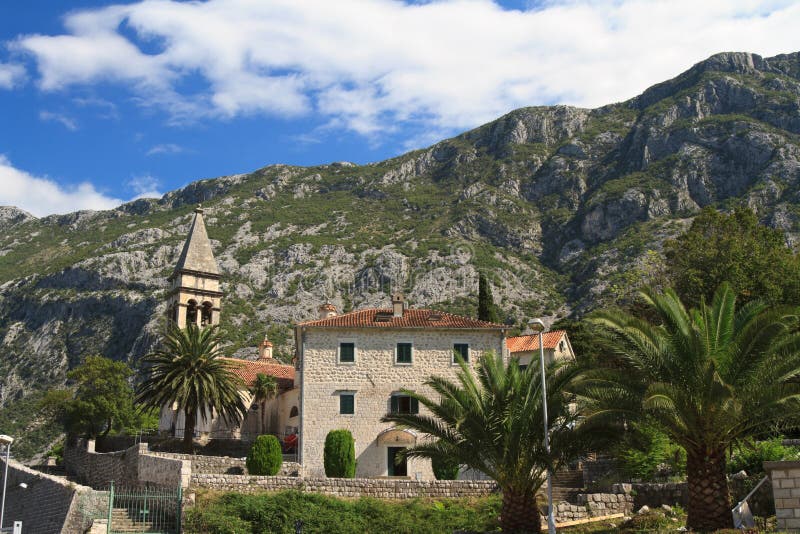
(107, 482, 182, 534)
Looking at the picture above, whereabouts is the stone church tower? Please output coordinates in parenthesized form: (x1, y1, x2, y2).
(167, 206, 222, 328)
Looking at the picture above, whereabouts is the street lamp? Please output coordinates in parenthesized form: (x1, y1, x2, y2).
(0, 434, 13, 532)
(528, 320, 556, 534)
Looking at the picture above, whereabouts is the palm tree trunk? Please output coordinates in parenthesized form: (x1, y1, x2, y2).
(501, 488, 541, 533)
(183, 409, 196, 453)
(686, 448, 732, 531)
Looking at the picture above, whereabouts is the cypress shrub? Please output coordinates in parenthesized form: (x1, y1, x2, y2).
(246, 434, 282, 475)
(432, 455, 460, 480)
(324, 429, 356, 478)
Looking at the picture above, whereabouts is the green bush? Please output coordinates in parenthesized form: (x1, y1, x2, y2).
(617, 422, 686, 481)
(432, 455, 460, 480)
(324, 429, 356, 478)
(246, 434, 282, 476)
(183, 490, 501, 534)
(729, 437, 799, 475)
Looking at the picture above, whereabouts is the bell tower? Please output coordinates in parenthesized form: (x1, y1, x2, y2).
(167, 205, 223, 329)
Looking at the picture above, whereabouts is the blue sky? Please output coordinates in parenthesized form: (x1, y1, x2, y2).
(1, 0, 798, 216)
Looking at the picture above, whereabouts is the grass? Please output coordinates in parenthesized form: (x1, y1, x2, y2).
(184, 490, 502, 534)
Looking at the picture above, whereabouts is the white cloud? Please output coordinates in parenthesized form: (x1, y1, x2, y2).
(39, 110, 78, 131)
(0, 63, 25, 89)
(12, 0, 800, 141)
(146, 143, 184, 156)
(127, 174, 162, 199)
(0, 155, 123, 216)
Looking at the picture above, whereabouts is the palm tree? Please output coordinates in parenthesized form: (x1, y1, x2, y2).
(583, 283, 800, 531)
(251, 373, 278, 434)
(382, 352, 596, 533)
(136, 323, 247, 453)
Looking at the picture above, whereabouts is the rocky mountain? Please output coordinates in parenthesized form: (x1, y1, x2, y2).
(2, 51, 800, 458)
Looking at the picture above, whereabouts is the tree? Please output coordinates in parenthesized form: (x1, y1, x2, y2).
(477, 273, 500, 323)
(323, 429, 356, 478)
(39, 356, 140, 439)
(431, 454, 460, 480)
(246, 434, 282, 475)
(136, 323, 247, 453)
(250, 373, 278, 434)
(584, 283, 800, 531)
(664, 207, 800, 306)
(382, 353, 597, 533)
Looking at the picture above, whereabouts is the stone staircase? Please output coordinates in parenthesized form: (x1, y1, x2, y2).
(109, 508, 176, 533)
(550, 467, 585, 503)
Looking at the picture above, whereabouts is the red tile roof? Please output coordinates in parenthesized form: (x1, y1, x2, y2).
(220, 357, 295, 389)
(506, 330, 567, 353)
(297, 308, 507, 330)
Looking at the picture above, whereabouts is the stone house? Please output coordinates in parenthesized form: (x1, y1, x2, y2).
(506, 329, 575, 368)
(293, 294, 509, 479)
(158, 207, 298, 444)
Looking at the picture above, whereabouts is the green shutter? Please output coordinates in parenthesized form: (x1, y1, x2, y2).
(453, 343, 469, 363)
(397, 343, 412, 363)
(340, 394, 354, 414)
(390, 395, 399, 414)
(340, 342, 355, 363)
(410, 397, 419, 414)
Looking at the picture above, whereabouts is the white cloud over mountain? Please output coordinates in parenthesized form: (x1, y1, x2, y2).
(11, 0, 800, 141)
(0, 156, 123, 216)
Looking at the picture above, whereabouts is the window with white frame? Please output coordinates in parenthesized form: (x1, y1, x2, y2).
(395, 342, 413, 364)
(452, 343, 469, 364)
(338, 340, 356, 364)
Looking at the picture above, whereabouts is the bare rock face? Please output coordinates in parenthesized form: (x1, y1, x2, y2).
(3, 50, 800, 458)
(0, 206, 36, 229)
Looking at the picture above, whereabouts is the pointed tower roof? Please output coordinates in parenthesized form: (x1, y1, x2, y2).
(173, 206, 220, 276)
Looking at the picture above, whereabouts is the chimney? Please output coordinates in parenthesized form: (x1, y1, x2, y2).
(258, 336, 273, 361)
(392, 293, 404, 318)
(318, 302, 338, 320)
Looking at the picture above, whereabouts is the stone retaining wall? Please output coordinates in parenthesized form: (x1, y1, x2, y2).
(65, 440, 190, 489)
(190, 474, 499, 499)
(147, 451, 302, 476)
(0, 458, 107, 534)
(556, 492, 634, 522)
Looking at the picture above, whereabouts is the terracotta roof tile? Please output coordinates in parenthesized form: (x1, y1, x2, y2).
(506, 330, 566, 353)
(220, 357, 295, 389)
(297, 308, 507, 330)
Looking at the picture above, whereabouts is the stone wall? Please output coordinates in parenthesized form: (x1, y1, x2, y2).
(148, 451, 302, 477)
(0, 458, 107, 534)
(300, 326, 507, 479)
(628, 482, 687, 510)
(190, 474, 499, 499)
(556, 491, 634, 523)
(65, 440, 191, 489)
(766, 460, 800, 531)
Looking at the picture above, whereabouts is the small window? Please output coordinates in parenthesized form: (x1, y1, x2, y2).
(519, 364, 528, 372)
(339, 342, 355, 363)
(289, 406, 299, 418)
(453, 343, 469, 364)
(339, 393, 355, 415)
(390, 394, 419, 414)
(396, 343, 413, 364)
(559, 340, 566, 352)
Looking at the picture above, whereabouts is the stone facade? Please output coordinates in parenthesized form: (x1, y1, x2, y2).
(0, 457, 107, 534)
(297, 325, 507, 479)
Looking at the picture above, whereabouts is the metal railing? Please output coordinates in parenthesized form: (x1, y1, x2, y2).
(107, 481, 182, 534)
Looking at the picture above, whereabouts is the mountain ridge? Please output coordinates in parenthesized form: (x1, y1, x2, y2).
(2, 50, 800, 458)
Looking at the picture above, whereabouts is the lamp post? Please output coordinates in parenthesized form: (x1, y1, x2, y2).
(0, 434, 13, 532)
(528, 319, 556, 534)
